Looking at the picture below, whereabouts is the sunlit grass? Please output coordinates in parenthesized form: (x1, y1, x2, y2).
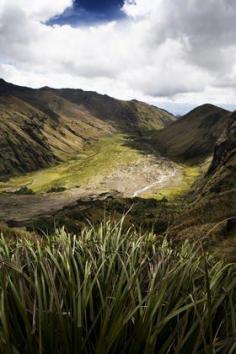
(151, 165, 202, 201)
(0, 221, 235, 353)
(0, 135, 141, 193)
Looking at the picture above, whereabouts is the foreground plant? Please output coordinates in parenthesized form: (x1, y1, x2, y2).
(0, 221, 235, 354)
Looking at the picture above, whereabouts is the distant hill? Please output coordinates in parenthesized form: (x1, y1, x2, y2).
(0, 79, 175, 177)
(154, 104, 231, 162)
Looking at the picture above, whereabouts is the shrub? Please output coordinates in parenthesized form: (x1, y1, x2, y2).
(46, 186, 66, 193)
(15, 186, 34, 195)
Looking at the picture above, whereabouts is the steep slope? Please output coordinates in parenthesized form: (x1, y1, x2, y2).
(0, 95, 57, 176)
(201, 112, 236, 197)
(172, 112, 236, 239)
(0, 79, 175, 177)
(154, 104, 231, 162)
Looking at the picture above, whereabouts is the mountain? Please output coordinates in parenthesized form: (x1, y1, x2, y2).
(195, 111, 236, 221)
(153, 104, 231, 162)
(11, 109, 235, 238)
(1, 79, 235, 245)
(0, 79, 175, 177)
(172, 112, 236, 240)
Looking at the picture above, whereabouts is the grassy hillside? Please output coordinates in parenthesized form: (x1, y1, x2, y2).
(0, 134, 142, 193)
(0, 79, 235, 244)
(0, 222, 235, 354)
(153, 104, 231, 162)
(0, 79, 175, 177)
(171, 112, 236, 240)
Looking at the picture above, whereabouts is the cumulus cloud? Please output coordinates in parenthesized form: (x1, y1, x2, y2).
(0, 0, 72, 21)
(0, 0, 235, 113)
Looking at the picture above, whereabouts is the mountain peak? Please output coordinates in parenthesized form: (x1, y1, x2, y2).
(154, 101, 231, 161)
(186, 103, 228, 117)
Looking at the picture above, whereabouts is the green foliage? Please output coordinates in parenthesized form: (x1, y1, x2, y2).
(14, 186, 34, 195)
(153, 165, 201, 201)
(46, 186, 67, 193)
(0, 221, 235, 353)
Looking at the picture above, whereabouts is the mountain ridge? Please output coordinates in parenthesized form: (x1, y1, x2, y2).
(0, 79, 175, 177)
(0, 79, 235, 244)
(153, 103, 232, 162)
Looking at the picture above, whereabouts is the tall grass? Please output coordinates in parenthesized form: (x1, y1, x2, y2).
(0, 221, 235, 354)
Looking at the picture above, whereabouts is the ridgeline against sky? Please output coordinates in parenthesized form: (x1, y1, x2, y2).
(0, 0, 236, 114)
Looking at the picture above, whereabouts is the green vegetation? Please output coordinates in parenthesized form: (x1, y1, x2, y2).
(14, 186, 35, 195)
(148, 165, 201, 201)
(0, 80, 174, 177)
(0, 134, 203, 200)
(0, 135, 141, 193)
(0, 221, 235, 353)
(46, 186, 67, 194)
(159, 165, 200, 199)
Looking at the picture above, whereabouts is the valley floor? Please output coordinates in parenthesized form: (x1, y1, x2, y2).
(0, 134, 201, 227)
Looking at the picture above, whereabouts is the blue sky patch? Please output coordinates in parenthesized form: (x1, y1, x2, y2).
(49, 0, 126, 26)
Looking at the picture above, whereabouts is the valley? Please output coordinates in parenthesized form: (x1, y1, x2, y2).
(0, 80, 235, 354)
(0, 79, 235, 246)
(2, 3, 236, 352)
(0, 133, 200, 227)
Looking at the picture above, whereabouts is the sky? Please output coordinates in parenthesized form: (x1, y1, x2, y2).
(49, 0, 126, 25)
(0, 0, 236, 114)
